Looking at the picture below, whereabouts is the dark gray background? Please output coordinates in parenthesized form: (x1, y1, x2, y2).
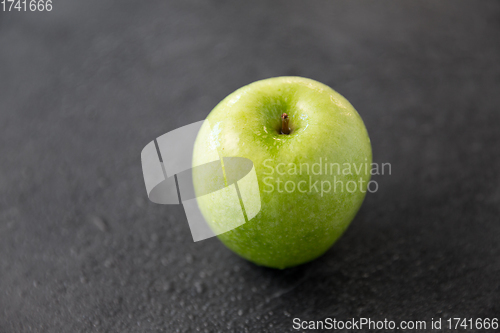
(1, 1, 499, 332)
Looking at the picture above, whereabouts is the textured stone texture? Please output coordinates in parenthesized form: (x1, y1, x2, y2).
(1, 1, 499, 332)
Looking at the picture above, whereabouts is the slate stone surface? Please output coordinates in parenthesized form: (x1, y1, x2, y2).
(1, 1, 499, 332)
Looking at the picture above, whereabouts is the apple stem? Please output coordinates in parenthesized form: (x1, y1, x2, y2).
(281, 113, 290, 134)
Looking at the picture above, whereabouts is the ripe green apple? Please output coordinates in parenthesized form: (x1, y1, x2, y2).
(192, 77, 372, 269)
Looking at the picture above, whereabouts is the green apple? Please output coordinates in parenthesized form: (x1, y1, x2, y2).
(192, 77, 372, 269)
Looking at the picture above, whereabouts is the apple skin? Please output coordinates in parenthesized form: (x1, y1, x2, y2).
(193, 77, 372, 269)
